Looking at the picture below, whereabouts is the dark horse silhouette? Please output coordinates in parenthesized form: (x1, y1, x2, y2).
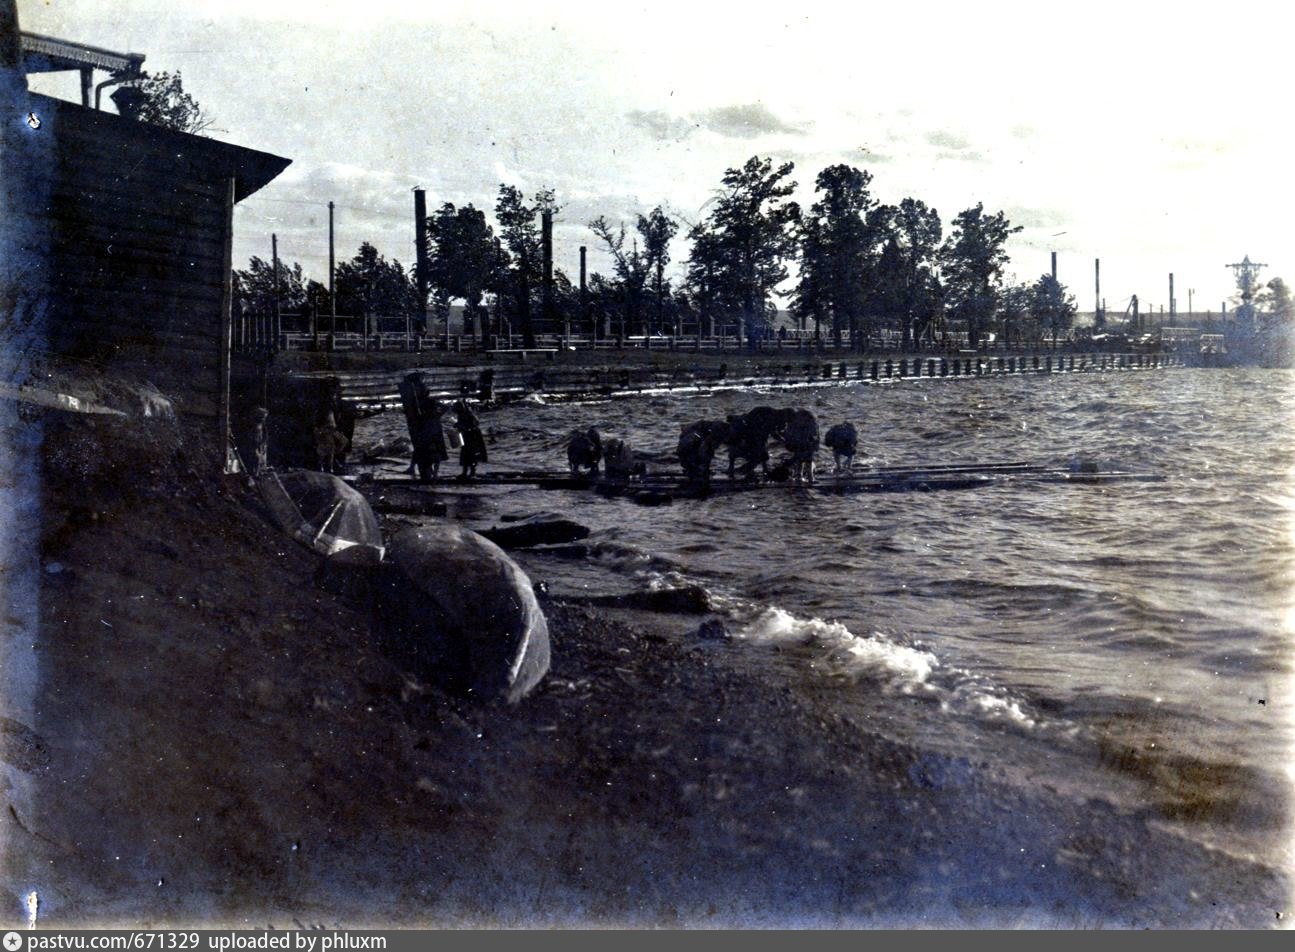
(782, 408, 820, 483)
(566, 427, 602, 475)
(726, 405, 792, 480)
(677, 420, 732, 484)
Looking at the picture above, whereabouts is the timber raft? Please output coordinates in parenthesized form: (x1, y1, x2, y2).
(298, 351, 1187, 412)
(353, 460, 1163, 510)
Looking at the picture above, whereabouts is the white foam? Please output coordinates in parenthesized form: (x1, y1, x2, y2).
(737, 607, 938, 685)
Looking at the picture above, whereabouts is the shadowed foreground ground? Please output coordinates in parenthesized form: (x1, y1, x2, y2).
(0, 409, 1288, 928)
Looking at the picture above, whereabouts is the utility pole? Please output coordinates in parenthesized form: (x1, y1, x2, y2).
(579, 245, 587, 340)
(328, 200, 336, 346)
(1226, 256, 1267, 329)
(413, 188, 429, 347)
(271, 232, 281, 352)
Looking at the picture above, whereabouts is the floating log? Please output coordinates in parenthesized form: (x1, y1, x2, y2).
(360, 462, 1162, 499)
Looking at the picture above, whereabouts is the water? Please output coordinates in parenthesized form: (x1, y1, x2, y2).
(358, 367, 1295, 870)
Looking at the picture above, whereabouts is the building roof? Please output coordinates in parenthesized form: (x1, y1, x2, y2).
(20, 31, 144, 76)
(29, 91, 291, 202)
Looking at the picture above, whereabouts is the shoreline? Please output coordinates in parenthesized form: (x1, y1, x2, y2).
(1, 388, 1289, 929)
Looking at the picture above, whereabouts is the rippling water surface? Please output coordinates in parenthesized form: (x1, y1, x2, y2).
(361, 367, 1295, 867)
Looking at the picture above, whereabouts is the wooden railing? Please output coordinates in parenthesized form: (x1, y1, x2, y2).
(286, 351, 1187, 411)
(257, 330, 1162, 356)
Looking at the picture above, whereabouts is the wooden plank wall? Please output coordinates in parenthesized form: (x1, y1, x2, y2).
(25, 110, 229, 418)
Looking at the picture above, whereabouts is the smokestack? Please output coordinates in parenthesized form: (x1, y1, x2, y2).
(1095, 258, 1103, 329)
(1051, 251, 1057, 281)
(1169, 273, 1175, 319)
(413, 188, 429, 334)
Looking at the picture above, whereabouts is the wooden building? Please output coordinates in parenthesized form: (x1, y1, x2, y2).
(3, 1, 290, 461)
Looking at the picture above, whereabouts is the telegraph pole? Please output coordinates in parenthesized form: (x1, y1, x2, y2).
(579, 244, 587, 341)
(271, 232, 280, 352)
(1226, 255, 1267, 329)
(328, 201, 336, 346)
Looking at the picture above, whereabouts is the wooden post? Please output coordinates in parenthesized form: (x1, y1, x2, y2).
(328, 200, 336, 349)
(579, 245, 588, 341)
(271, 233, 281, 352)
(218, 178, 236, 472)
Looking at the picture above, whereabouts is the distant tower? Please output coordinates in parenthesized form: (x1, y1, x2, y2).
(1226, 255, 1268, 328)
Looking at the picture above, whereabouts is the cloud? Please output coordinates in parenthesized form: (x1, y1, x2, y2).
(694, 103, 808, 138)
(843, 146, 894, 164)
(926, 129, 972, 150)
(627, 102, 808, 142)
(626, 109, 696, 142)
(935, 150, 985, 162)
(1003, 205, 1068, 229)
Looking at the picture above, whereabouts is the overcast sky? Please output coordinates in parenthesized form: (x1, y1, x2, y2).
(20, 0, 1295, 314)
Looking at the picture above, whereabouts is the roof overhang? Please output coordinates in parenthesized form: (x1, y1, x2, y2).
(20, 31, 144, 76)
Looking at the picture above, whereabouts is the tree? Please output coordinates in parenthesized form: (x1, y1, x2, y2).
(333, 242, 418, 326)
(495, 184, 549, 347)
(232, 256, 304, 323)
(793, 165, 874, 349)
(998, 281, 1033, 346)
(893, 198, 943, 347)
(1029, 273, 1077, 345)
(425, 203, 505, 339)
(588, 215, 649, 337)
(122, 71, 211, 134)
(939, 204, 1020, 349)
(1257, 277, 1292, 327)
(304, 279, 331, 320)
(689, 156, 800, 345)
(638, 207, 679, 334)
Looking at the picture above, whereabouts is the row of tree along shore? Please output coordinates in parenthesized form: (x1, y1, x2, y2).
(234, 156, 1094, 354)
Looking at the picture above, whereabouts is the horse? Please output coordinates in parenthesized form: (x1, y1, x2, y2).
(782, 408, 820, 484)
(726, 405, 791, 480)
(566, 427, 603, 476)
(823, 421, 859, 474)
(677, 420, 731, 484)
(601, 437, 643, 482)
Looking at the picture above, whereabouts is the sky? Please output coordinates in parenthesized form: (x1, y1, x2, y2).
(18, 0, 1295, 315)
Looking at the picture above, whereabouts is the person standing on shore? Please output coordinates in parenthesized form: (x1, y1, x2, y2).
(453, 400, 488, 478)
(399, 373, 450, 480)
(313, 411, 350, 474)
(411, 397, 449, 483)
